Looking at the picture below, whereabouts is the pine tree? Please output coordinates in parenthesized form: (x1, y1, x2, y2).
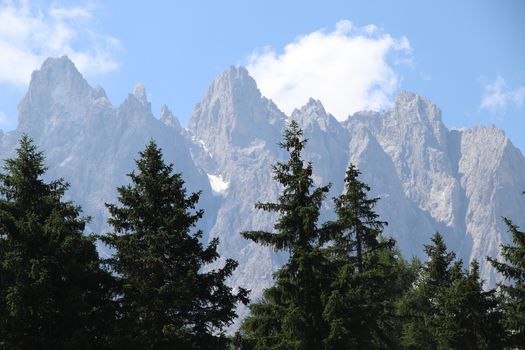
(239, 121, 331, 350)
(399, 232, 456, 349)
(488, 191, 525, 348)
(322, 164, 399, 349)
(399, 232, 504, 349)
(327, 164, 388, 273)
(432, 260, 504, 349)
(0, 136, 115, 350)
(102, 141, 248, 350)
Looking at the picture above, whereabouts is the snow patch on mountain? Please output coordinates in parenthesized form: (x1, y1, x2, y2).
(207, 174, 229, 194)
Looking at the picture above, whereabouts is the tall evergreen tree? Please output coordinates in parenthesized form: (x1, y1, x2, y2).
(432, 260, 504, 349)
(322, 164, 399, 349)
(399, 232, 456, 349)
(0, 136, 115, 350)
(102, 141, 248, 350)
(488, 191, 525, 348)
(399, 232, 504, 349)
(239, 121, 331, 350)
(327, 164, 388, 273)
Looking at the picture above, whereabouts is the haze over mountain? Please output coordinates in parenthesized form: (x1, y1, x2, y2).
(1, 57, 524, 324)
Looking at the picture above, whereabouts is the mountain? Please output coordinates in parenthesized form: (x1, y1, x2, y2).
(0, 56, 215, 244)
(2, 56, 525, 323)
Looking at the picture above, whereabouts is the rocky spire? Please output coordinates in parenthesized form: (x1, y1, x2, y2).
(188, 65, 286, 154)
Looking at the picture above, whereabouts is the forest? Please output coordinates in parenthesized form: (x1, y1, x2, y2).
(0, 122, 524, 350)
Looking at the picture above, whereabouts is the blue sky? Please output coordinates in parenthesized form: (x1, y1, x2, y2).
(1, 0, 524, 152)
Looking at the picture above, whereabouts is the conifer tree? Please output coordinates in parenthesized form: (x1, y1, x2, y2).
(322, 164, 399, 349)
(102, 141, 248, 350)
(239, 121, 331, 350)
(399, 232, 455, 349)
(433, 260, 504, 349)
(0, 136, 115, 350)
(399, 232, 505, 349)
(488, 192, 525, 348)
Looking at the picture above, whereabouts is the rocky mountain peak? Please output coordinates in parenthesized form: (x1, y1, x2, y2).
(160, 105, 182, 131)
(5, 56, 525, 322)
(382, 90, 448, 151)
(291, 98, 338, 133)
(134, 83, 148, 104)
(17, 56, 95, 135)
(119, 83, 152, 116)
(299, 97, 327, 115)
(394, 90, 443, 124)
(28, 56, 91, 98)
(188, 66, 285, 153)
(93, 85, 108, 100)
(195, 65, 259, 106)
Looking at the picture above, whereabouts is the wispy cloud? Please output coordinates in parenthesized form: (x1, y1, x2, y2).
(479, 75, 525, 113)
(0, 0, 121, 87)
(247, 20, 412, 120)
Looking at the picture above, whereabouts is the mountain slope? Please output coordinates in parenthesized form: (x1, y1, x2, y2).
(0, 56, 214, 245)
(1, 56, 524, 309)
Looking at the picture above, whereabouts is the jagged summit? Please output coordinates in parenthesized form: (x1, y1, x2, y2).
(93, 85, 109, 100)
(393, 90, 443, 124)
(196, 65, 259, 104)
(291, 98, 341, 133)
(160, 105, 182, 131)
(17, 56, 95, 134)
(39, 55, 81, 76)
(120, 83, 152, 115)
(24, 55, 91, 100)
(133, 83, 149, 107)
(295, 97, 327, 115)
(3, 56, 525, 318)
(188, 65, 286, 151)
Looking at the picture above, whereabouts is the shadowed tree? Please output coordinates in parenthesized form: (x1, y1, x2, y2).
(399, 232, 505, 349)
(239, 121, 331, 350)
(0, 136, 115, 350)
(102, 141, 248, 350)
(398, 232, 456, 349)
(322, 164, 401, 349)
(488, 191, 525, 348)
(432, 260, 504, 349)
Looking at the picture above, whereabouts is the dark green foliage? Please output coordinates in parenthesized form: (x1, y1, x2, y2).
(322, 164, 401, 349)
(400, 232, 505, 349)
(433, 260, 504, 349)
(240, 121, 331, 350)
(0, 136, 115, 350)
(102, 141, 248, 349)
(399, 232, 457, 349)
(488, 193, 525, 348)
(326, 164, 388, 273)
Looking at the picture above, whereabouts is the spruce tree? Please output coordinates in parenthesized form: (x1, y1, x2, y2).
(0, 136, 115, 350)
(102, 141, 248, 350)
(239, 121, 331, 350)
(433, 260, 504, 349)
(322, 164, 399, 349)
(399, 232, 455, 349)
(488, 192, 525, 348)
(399, 232, 504, 349)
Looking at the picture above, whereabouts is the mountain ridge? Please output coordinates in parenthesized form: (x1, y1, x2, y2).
(1, 57, 524, 322)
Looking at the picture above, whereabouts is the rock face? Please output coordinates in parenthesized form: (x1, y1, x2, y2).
(2, 56, 525, 320)
(0, 56, 214, 244)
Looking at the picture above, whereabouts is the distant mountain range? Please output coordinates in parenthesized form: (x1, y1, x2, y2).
(2, 56, 524, 324)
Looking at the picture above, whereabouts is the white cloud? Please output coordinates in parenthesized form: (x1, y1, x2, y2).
(479, 75, 525, 112)
(247, 20, 412, 120)
(0, 0, 121, 87)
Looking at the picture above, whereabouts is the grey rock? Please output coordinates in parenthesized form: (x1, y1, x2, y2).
(2, 57, 525, 330)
